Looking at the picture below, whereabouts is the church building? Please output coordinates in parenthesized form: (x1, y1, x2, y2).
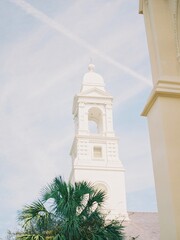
(69, 64, 128, 220)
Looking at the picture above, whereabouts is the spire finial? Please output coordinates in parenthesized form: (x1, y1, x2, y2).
(88, 57, 95, 72)
(88, 63, 95, 72)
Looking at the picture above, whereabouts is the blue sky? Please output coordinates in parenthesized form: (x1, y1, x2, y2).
(0, 0, 157, 238)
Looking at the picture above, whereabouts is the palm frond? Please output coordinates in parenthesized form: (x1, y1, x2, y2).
(16, 234, 45, 240)
(18, 176, 124, 240)
(18, 200, 55, 233)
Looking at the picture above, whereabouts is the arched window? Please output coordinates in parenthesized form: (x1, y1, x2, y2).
(88, 107, 103, 134)
(94, 182, 108, 196)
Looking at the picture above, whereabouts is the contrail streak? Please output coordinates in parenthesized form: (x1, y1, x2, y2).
(10, 0, 152, 87)
(114, 84, 148, 109)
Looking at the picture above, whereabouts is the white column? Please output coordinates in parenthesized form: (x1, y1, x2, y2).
(140, 0, 180, 239)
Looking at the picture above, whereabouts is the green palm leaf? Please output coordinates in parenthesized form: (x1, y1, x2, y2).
(18, 176, 124, 240)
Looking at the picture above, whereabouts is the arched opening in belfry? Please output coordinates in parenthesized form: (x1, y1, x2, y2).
(89, 121, 98, 133)
(88, 107, 103, 134)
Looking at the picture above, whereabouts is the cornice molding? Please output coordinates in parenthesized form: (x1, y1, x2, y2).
(72, 95, 113, 115)
(75, 134, 118, 141)
(73, 165, 125, 172)
(142, 80, 180, 116)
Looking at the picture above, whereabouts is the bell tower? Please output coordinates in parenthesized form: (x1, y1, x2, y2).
(70, 64, 128, 220)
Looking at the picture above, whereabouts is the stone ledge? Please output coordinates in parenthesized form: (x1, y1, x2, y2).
(142, 80, 180, 116)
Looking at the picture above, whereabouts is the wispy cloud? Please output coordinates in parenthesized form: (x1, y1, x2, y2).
(114, 83, 150, 108)
(10, 0, 152, 87)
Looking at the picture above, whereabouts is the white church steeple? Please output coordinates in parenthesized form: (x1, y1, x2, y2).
(70, 64, 128, 220)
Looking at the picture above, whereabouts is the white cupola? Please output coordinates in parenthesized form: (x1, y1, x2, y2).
(81, 64, 105, 91)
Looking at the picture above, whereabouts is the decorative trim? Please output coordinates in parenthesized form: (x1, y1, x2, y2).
(76, 135, 118, 141)
(139, 0, 148, 14)
(170, 0, 180, 62)
(178, 0, 180, 61)
(142, 80, 180, 116)
(139, 0, 143, 14)
(73, 165, 125, 172)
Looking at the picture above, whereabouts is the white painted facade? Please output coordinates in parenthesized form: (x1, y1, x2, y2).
(70, 64, 128, 220)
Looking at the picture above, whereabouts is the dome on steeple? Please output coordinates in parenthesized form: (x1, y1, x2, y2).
(81, 64, 105, 92)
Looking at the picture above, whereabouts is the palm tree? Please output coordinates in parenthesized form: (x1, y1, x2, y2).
(17, 176, 124, 240)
